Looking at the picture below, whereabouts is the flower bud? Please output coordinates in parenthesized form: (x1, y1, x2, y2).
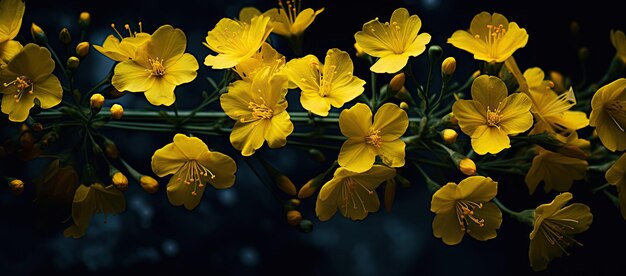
(298, 175, 322, 199)
(442, 129, 458, 144)
(354, 42, 365, 57)
(59, 28, 71, 44)
(298, 219, 314, 233)
(276, 175, 297, 196)
(289, 198, 301, 207)
(8, 179, 25, 195)
(428, 45, 443, 61)
(140, 176, 159, 193)
(103, 138, 120, 159)
(399, 102, 409, 110)
(389, 73, 405, 93)
(75, 42, 90, 57)
(578, 47, 589, 62)
(67, 56, 80, 70)
(90, 93, 105, 110)
(459, 158, 477, 176)
(442, 57, 456, 76)
(112, 171, 129, 191)
(78, 12, 91, 28)
(394, 86, 412, 103)
(308, 148, 325, 162)
(31, 23, 47, 44)
(286, 210, 303, 226)
(110, 104, 124, 119)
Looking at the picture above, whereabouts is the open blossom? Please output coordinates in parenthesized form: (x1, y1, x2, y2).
(204, 15, 272, 69)
(430, 176, 502, 245)
(0, 0, 25, 63)
(529, 192, 592, 271)
(354, 8, 431, 74)
(605, 152, 626, 220)
(448, 12, 528, 63)
(111, 25, 199, 106)
(589, 78, 626, 152)
(316, 165, 396, 221)
(93, 23, 151, 61)
(220, 67, 293, 156)
(151, 134, 237, 210)
(0, 44, 62, 122)
(284, 48, 365, 116)
(264, 0, 324, 37)
(338, 103, 408, 173)
(452, 75, 533, 155)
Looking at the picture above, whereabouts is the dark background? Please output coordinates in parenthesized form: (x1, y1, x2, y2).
(2, 0, 626, 275)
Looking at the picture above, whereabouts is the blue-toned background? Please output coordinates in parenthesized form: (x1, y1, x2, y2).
(2, 0, 626, 274)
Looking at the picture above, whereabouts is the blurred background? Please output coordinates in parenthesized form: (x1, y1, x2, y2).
(1, 0, 626, 274)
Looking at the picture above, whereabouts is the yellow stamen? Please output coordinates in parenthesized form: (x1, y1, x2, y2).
(146, 57, 165, 76)
(455, 200, 485, 232)
(365, 129, 382, 148)
(4, 76, 34, 103)
(110, 23, 123, 39)
(240, 96, 273, 123)
(539, 217, 583, 255)
(486, 102, 504, 127)
(481, 24, 507, 58)
(124, 24, 134, 38)
(177, 160, 216, 196)
(606, 100, 626, 132)
(340, 177, 374, 214)
(138, 22, 143, 33)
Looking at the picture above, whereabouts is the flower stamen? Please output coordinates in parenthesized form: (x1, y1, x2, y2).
(178, 160, 216, 196)
(486, 102, 504, 127)
(147, 57, 166, 76)
(455, 200, 485, 232)
(365, 129, 382, 148)
(4, 76, 34, 103)
(241, 96, 274, 123)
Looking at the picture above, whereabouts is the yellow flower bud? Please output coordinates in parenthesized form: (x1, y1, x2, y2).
(67, 56, 80, 70)
(276, 175, 297, 196)
(442, 129, 458, 144)
(459, 158, 477, 176)
(298, 178, 320, 199)
(389, 73, 405, 92)
(31, 23, 47, 43)
(78, 12, 91, 27)
(308, 148, 326, 162)
(140, 176, 159, 193)
(59, 28, 71, 44)
(442, 57, 457, 76)
(90, 93, 105, 109)
(354, 42, 366, 57)
(399, 102, 409, 110)
(110, 104, 124, 119)
(289, 199, 301, 207)
(286, 210, 303, 226)
(76, 41, 90, 57)
(394, 86, 412, 103)
(8, 179, 25, 195)
(103, 139, 120, 159)
(112, 172, 129, 191)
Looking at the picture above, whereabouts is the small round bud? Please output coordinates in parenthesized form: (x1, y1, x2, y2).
(442, 129, 458, 144)
(78, 12, 91, 28)
(354, 42, 366, 57)
(112, 172, 129, 191)
(307, 148, 326, 162)
(389, 72, 405, 92)
(31, 23, 47, 44)
(67, 56, 80, 70)
(428, 45, 443, 61)
(286, 210, 303, 226)
(8, 179, 25, 195)
(59, 28, 71, 44)
(110, 104, 124, 119)
(399, 102, 409, 110)
(140, 176, 159, 193)
(289, 199, 301, 207)
(578, 47, 589, 62)
(276, 175, 297, 196)
(298, 219, 314, 233)
(90, 93, 105, 109)
(459, 158, 477, 176)
(76, 42, 90, 57)
(442, 57, 457, 76)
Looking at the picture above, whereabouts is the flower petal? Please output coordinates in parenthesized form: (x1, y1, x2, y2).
(220, 80, 253, 120)
(198, 151, 237, 189)
(166, 168, 205, 210)
(471, 75, 508, 109)
(338, 138, 375, 173)
(230, 120, 268, 156)
(452, 99, 487, 136)
(471, 125, 510, 155)
(431, 183, 459, 213)
(432, 211, 465, 245)
(284, 55, 320, 92)
(499, 93, 533, 134)
(466, 202, 502, 241)
(7, 44, 55, 82)
(458, 176, 498, 202)
(447, 30, 488, 61)
(164, 53, 198, 85)
(494, 23, 528, 63)
(370, 54, 408, 74)
(0, 0, 25, 42)
(2, 92, 34, 122)
(34, 75, 62, 109)
(0, 40, 22, 63)
(350, 165, 396, 190)
(265, 111, 293, 148)
(112, 61, 154, 92)
(339, 103, 372, 138)
(379, 138, 406, 168)
(291, 8, 323, 35)
(300, 90, 331, 116)
(144, 78, 176, 106)
(316, 178, 341, 221)
(146, 25, 186, 64)
(373, 103, 408, 138)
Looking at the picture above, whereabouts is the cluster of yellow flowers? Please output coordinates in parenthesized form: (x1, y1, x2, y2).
(4, 0, 626, 272)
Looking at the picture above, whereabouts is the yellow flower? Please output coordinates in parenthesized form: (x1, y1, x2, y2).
(112, 25, 199, 106)
(284, 48, 365, 116)
(605, 152, 626, 220)
(0, 44, 62, 122)
(151, 134, 237, 210)
(338, 103, 408, 173)
(611, 29, 626, 63)
(234, 42, 285, 82)
(204, 15, 272, 69)
(590, 78, 626, 152)
(264, 0, 324, 37)
(524, 68, 588, 135)
(220, 67, 293, 156)
(93, 23, 151, 61)
(430, 176, 502, 245)
(238, 7, 262, 23)
(525, 149, 587, 194)
(0, 0, 24, 63)
(354, 8, 431, 74)
(316, 165, 396, 221)
(448, 12, 528, 63)
(452, 75, 533, 155)
(64, 183, 126, 238)
(529, 192, 592, 271)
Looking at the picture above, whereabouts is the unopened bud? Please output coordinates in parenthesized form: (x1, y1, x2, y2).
(67, 56, 80, 70)
(276, 175, 297, 196)
(442, 57, 456, 76)
(354, 42, 365, 57)
(394, 86, 412, 103)
(59, 28, 71, 44)
(289, 198, 301, 207)
(428, 45, 443, 61)
(112, 172, 129, 191)
(308, 148, 326, 162)
(389, 72, 405, 92)
(140, 176, 159, 193)
(103, 139, 120, 159)
(399, 102, 409, 110)
(298, 219, 314, 233)
(78, 12, 91, 28)
(459, 158, 477, 176)
(298, 176, 321, 199)
(8, 179, 25, 195)
(31, 23, 47, 44)
(578, 47, 589, 62)
(110, 104, 124, 119)
(286, 210, 303, 226)
(442, 129, 458, 144)
(76, 42, 90, 57)
(90, 93, 105, 110)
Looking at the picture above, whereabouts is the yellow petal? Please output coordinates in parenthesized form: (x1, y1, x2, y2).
(172, 134, 209, 158)
(339, 103, 372, 138)
(151, 142, 187, 177)
(316, 178, 342, 221)
(379, 138, 406, 168)
(405, 33, 431, 57)
(230, 120, 269, 156)
(220, 80, 253, 120)
(144, 78, 176, 106)
(93, 35, 128, 62)
(291, 8, 323, 35)
(469, 12, 509, 40)
(284, 55, 321, 92)
(350, 165, 396, 190)
(499, 93, 533, 134)
(166, 168, 205, 210)
(300, 90, 331, 116)
(112, 61, 154, 92)
(146, 25, 187, 64)
(337, 178, 380, 220)
(525, 150, 587, 194)
(238, 7, 262, 23)
(370, 54, 409, 74)
(432, 211, 465, 245)
(0, 40, 22, 63)
(263, 8, 291, 36)
(494, 22, 528, 63)
(373, 103, 408, 138)
(6, 44, 55, 82)
(466, 202, 501, 241)
(354, 20, 396, 57)
(471, 126, 510, 155)
(338, 138, 375, 173)
(523, 67, 546, 90)
(34, 75, 62, 109)
(198, 151, 237, 189)
(458, 176, 497, 202)
(0, 0, 25, 42)
(2, 92, 34, 122)
(265, 111, 294, 148)
(606, 153, 626, 185)
(430, 182, 459, 213)
(164, 53, 198, 85)
(452, 99, 487, 136)
(471, 75, 508, 109)
(550, 203, 593, 234)
(447, 30, 489, 61)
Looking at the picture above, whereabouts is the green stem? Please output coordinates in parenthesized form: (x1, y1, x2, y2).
(592, 183, 612, 194)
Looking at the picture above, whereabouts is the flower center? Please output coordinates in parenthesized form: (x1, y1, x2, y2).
(277, 0, 300, 25)
(241, 97, 273, 123)
(474, 24, 507, 58)
(455, 200, 485, 232)
(369, 20, 405, 54)
(4, 76, 33, 103)
(365, 129, 382, 148)
(606, 100, 626, 131)
(320, 51, 340, 97)
(486, 102, 504, 127)
(178, 160, 216, 196)
(340, 177, 374, 212)
(147, 57, 166, 76)
(539, 218, 583, 255)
